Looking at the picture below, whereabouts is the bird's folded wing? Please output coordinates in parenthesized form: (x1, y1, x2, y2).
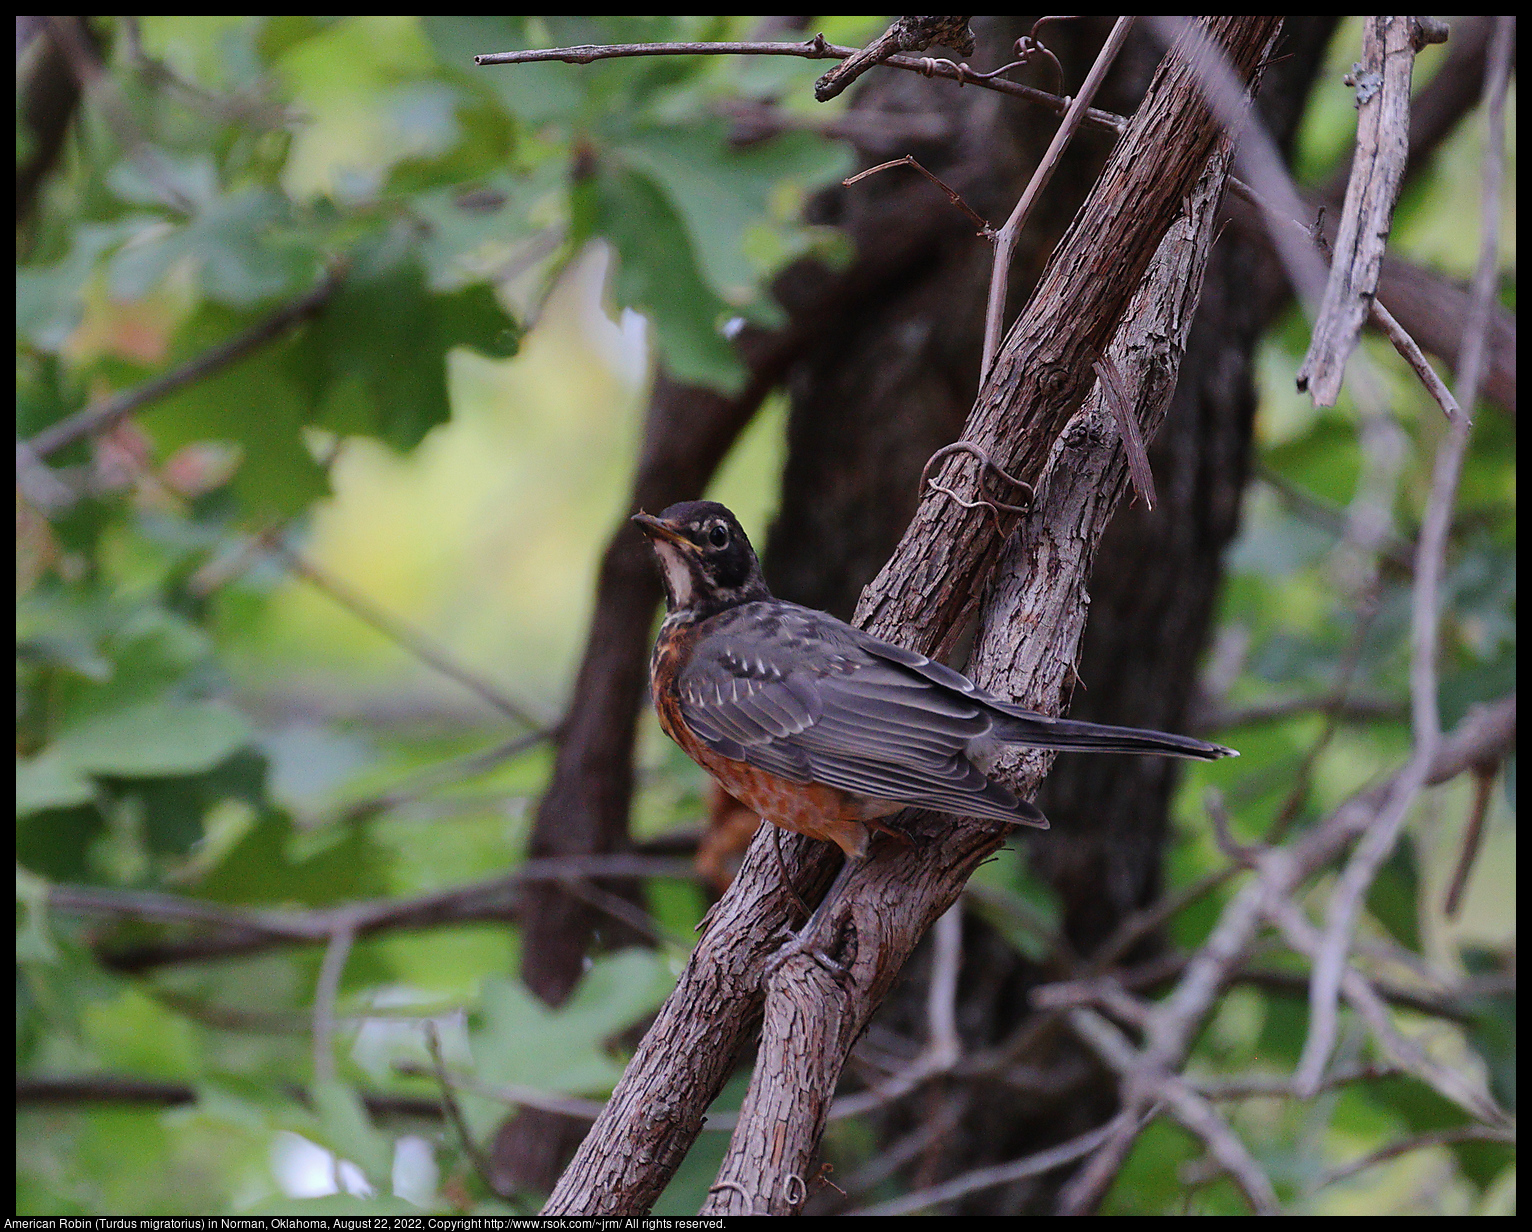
(678, 621, 1036, 821)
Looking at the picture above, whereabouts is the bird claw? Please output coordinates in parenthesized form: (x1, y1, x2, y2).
(767, 925, 852, 985)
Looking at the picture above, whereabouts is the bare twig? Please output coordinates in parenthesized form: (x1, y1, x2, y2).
(394, 1060, 607, 1123)
(1271, 899, 1509, 1128)
(843, 155, 992, 235)
(52, 854, 700, 969)
(918, 440, 1033, 535)
(1267, 584, 1381, 844)
(851, 1112, 1133, 1216)
(268, 536, 548, 731)
(23, 267, 345, 464)
(1205, 788, 1259, 867)
(716, 98, 951, 147)
(1191, 1062, 1399, 1102)
(1064, 1008, 1280, 1215)
(1254, 464, 1416, 576)
(1312, 1125, 1516, 1192)
(424, 1021, 505, 1198)
(1296, 17, 1512, 1096)
(1195, 691, 1407, 732)
(1092, 355, 1156, 509)
(312, 921, 357, 1083)
(1054, 690, 1515, 1214)
(1443, 762, 1499, 917)
(981, 16, 1137, 380)
(1226, 177, 1464, 423)
(335, 727, 557, 824)
(814, 16, 974, 103)
(1370, 298, 1464, 424)
(926, 903, 964, 1069)
(474, 34, 1127, 135)
(556, 875, 689, 950)
(17, 1074, 443, 1121)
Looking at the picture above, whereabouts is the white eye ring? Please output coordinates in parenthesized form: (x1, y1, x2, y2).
(708, 523, 730, 548)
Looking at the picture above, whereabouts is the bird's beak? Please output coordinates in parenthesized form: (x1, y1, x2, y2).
(631, 511, 693, 549)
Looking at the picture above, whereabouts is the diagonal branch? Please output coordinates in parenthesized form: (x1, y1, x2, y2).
(1295, 17, 1424, 405)
(1295, 15, 1513, 1096)
(22, 266, 345, 464)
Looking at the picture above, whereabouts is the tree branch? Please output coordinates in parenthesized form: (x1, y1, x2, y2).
(474, 32, 1125, 135)
(22, 266, 345, 464)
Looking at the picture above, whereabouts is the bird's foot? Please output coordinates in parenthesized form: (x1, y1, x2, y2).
(766, 923, 852, 985)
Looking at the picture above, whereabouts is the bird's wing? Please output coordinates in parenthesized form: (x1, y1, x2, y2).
(677, 603, 1044, 825)
(856, 632, 1235, 760)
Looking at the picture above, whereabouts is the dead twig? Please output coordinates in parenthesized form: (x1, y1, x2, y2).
(1296, 18, 1419, 405)
(312, 920, 357, 1084)
(844, 155, 992, 236)
(1063, 1008, 1280, 1215)
(981, 17, 1137, 381)
(1296, 17, 1512, 1096)
(1092, 355, 1156, 510)
(814, 16, 974, 103)
(476, 33, 1127, 134)
(395, 1059, 606, 1124)
(52, 854, 700, 969)
(424, 1021, 506, 1199)
(268, 535, 548, 731)
(851, 1110, 1134, 1216)
(1311, 1125, 1516, 1193)
(1443, 762, 1500, 917)
(918, 441, 1033, 535)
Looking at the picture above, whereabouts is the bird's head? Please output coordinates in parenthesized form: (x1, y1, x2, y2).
(632, 500, 769, 618)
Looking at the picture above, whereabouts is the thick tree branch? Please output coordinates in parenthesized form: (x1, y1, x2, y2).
(542, 19, 1284, 1216)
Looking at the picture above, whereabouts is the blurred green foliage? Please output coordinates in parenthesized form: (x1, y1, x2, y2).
(15, 15, 1515, 1216)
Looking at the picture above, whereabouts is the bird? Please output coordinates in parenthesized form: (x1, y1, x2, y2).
(632, 499, 1236, 969)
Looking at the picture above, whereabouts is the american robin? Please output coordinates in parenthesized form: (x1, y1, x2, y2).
(633, 499, 1235, 964)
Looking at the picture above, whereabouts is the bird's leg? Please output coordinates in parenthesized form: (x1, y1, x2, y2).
(770, 823, 812, 922)
(767, 850, 863, 981)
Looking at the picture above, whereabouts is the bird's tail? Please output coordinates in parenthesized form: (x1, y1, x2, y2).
(989, 706, 1236, 761)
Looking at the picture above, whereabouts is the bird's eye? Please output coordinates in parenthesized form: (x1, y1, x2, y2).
(708, 523, 730, 548)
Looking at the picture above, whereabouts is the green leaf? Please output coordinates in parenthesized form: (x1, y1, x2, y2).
(141, 303, 329, 517)
(16, 222, 139, 352)
(409, 166, 564, 288)
(50, 699, 252, 778)
(586, 164, 742, 392)
(294, 232, 455, 451)
(106, 188, 310, 307)
(620, 123, 849, 308)
(189, 810, 391, 907)
(473, 948, 673, 1095)
(16, 752, 97, 816)
(1365, 837, 1421, 953)
(309, 1079, 394, 1190)
(432, 281, 522, 360)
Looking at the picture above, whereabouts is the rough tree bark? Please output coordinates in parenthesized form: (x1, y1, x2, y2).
(543, 17, 1284, 1215)
(846, 22, 1340, 1210)
(528, 12, 1506, 1213)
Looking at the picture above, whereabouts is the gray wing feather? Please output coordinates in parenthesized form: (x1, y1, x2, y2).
(676, 602, 1041, 824)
